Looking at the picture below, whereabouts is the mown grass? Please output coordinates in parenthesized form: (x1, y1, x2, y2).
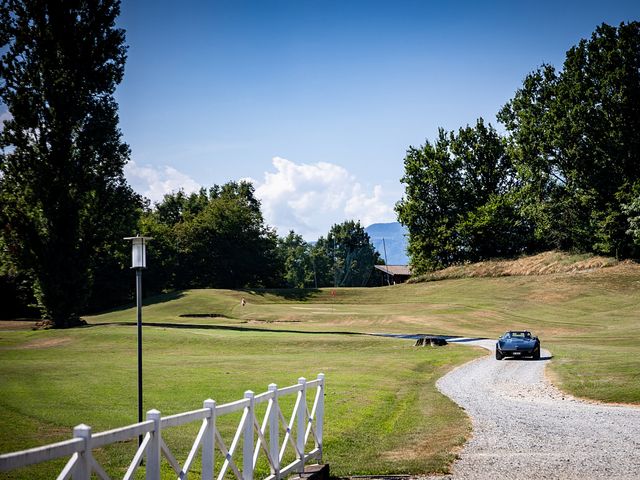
(2, 257, 639, 478)
(0, 323, 480, 479)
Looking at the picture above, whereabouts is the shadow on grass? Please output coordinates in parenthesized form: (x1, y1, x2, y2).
(88, 291, 187, 316)
(89, 322, 485, 344)
(90, 321, 365, 336)
(244, 288, 323, 301)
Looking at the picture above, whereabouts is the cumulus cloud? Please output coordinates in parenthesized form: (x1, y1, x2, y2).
(253, 157, 396, 240)
(124, 160, 201, 204)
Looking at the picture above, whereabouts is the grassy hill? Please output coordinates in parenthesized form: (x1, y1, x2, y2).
(1, 252, 639, 478)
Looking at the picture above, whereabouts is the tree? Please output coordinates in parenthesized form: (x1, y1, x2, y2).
(498, 22, 640, 258)
(396, 119, 529, 273)
(142, 182, 282, 290)
(314, 220, 380, 287)
(0, 0, 141, 326)
(278, 231, 316, 288)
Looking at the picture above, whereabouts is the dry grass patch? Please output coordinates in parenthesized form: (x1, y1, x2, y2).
(409, 251, 620, 283)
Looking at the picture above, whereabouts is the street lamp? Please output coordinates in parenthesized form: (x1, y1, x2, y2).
(124, 235, 152, 437)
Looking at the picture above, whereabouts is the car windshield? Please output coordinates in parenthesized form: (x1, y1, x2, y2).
(508, 332, 531, 339)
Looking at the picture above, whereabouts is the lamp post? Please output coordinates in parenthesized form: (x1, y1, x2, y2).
(124, 235, 152, 440)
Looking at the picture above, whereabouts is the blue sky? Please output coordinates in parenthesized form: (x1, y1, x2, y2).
(116, 0, 640, 240)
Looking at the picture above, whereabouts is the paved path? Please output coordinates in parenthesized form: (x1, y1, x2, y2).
(422, 339, 640, 480)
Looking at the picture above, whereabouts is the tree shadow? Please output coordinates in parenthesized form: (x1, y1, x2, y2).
(88, 321, 366, 337)
(87, 291, 186, 315)
(244, 288, 323, 301)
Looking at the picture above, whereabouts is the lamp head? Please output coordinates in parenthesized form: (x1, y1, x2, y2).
(124, 235, 153, 269)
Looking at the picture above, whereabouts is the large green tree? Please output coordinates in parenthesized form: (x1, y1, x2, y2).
(142, 182, 282, 290)
(314, 220, 380, 287)
(278, 231, 316, 288)
(498, 21, 640, 257)
(0, 0, 141, 326)
(396, 119, 529, 273)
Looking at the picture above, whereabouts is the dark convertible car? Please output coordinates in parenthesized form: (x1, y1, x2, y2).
(495, 331, 541, 360)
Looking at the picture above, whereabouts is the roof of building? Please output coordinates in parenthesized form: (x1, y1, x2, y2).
(374, 265, 411, 276)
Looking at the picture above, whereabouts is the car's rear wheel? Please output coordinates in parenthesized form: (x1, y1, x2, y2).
(533, 347, 541, 360)
(495, 349, 503, 360)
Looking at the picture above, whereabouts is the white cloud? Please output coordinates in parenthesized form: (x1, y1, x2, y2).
(253, 156, 396, 240)
(124, 160, 201, 204)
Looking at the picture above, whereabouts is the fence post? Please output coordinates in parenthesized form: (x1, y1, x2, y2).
(316, 373, 324, 460)
(268, 383, 279, 478)
(73, 424, 91, 480)
(296, 377, 306, 473)
(202, 399, 216, 480)
(146, 409, 161, 480)
(243, 391, 255, 480)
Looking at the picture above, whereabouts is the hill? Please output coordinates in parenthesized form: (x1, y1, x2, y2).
(2, 255, 639, 478)
(365, 222, 409, 265)
(408, 250, 621, 282)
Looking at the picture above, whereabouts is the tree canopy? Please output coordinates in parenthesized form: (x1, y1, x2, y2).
(141, 182, 282, 291)
(0, 0, 141, 326)
(399, 22, 640, 272)
(396, 119, 531, 273)
(498, 21, 640, 258)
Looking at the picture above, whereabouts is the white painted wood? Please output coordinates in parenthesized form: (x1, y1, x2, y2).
(275, 384, 303, 396)
(55, 452, 78, 480)
(146, 409, 161, 480)
(181, 418, 208, 479)
(268, 384, 280, 478)
(316, 373, 324, 460)
(243, 391, 255, 480)
(0, 438, 83, 471)
(215, 398, 251, 416)
(123, 432, 150, 480)
(92, 420, 154, 448)
(253, 390, 274, 404)
(90, 456, 111, 480)
(160, 438, 181, 475)
(202, 399, 216, 480)
(73, 424, 91, 480)
(296, 378, 306, 473)
(1, 375, 325, 480)
(160, 407, 209, 429)
(214, 429, 242, 480)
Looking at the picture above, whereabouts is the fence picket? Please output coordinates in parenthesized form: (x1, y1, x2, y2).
(202, 399, 216, 480)
(268, 384, 280, 477)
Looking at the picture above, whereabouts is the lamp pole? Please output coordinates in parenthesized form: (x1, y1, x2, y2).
(136, 266, 142, 429)
(124, 235, 152, 443)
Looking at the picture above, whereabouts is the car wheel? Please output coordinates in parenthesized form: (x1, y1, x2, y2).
(533, 347, 541, 360)
(495, 349, 503, 360)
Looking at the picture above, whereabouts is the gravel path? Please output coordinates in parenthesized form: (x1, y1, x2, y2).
(423, 339, 640, 480)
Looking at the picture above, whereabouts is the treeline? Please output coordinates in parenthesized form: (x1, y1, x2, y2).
(139, 183, 380, 293)
(396, 22, 640, 273)
(0, 0, 381, 327)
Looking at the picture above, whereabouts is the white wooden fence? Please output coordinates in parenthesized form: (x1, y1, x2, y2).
(0, 374, 325, 480)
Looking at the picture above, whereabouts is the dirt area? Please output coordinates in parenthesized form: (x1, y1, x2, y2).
(0, 320, 39, 331)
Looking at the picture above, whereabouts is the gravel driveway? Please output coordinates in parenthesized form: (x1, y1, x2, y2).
(423, 339, 640, 480)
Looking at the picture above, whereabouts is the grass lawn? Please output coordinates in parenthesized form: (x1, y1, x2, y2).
(0, 322, 481, 479)
(1, 259, 639, 478)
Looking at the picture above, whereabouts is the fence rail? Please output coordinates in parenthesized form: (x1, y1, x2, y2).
(0, 373, 325, 480)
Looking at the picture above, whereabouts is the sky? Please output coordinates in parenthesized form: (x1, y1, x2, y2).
(115, 0, 639, 240)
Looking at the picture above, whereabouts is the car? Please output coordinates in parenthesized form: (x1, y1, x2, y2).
(495, 331, 541, 360)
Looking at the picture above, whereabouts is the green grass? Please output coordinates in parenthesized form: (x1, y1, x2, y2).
(0, 323, 480, 479)
(2, 261, 639, 478)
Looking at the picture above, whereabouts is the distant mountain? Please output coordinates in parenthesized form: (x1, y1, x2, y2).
(365, 222, 409, 265)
